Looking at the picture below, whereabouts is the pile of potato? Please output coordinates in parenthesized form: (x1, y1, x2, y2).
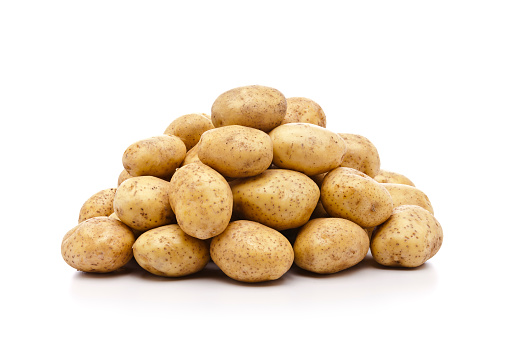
(61, 85, 443, 283)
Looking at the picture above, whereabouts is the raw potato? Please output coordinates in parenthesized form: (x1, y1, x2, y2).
(61, 216, 135, 273)
(211, 85, 287, 132)
(181, 144, 201, 166)
(133, 224, 210, 277)
(78, 188, 116, 223)
(169, 163, 233, 239)
(118, 169, 134, 186)
(371, 205, 443, 267)
(381, 183, 434, 215)
(339, 133, 381, 178)
(281, 97, 326, 127)
(269, 123, 347, 176)
(198, 125, 273, 178)
(122, 135, 186, 179)
(293, 218, 369, 274)
(230, 169, 320, 231)
(163, 113, 214, 151)
(114, 176, 176, 232)
(374, 169, 415, 186)
(210, 220, 294, 283)
(321, 167, 393, 228)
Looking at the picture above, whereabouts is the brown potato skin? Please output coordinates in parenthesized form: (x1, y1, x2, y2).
(210, 220, 294, 283)
(211, 85, 287, 132)
(281, 97, 326, 127)
(163, 113, 214, 151)
(320, 167, 393, 228)
(293, 218, 369, 274)
(339, 133, 381, 178)
(169, 163, 233, 239)
(78, 188, 116, 223)
(61, 216, 135, 273)
(230, 169, 320, 231)
(381, 183, 434, 215)
(197, 125, 273, 178)
(122, 135, 186, 179)
(371, 205, 443, 268)
(118, 169, 134, 186)
(133, 224, 210, 277)
(374, 169, 415, 186)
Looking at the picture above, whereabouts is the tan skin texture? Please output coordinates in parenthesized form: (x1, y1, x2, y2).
(117, 169, 134, 186)
(113, 176, 176, 232)
(61, 216, 135, 273)
(169, 163, 233, 239)
(320, 167, 393, 228)
(133, 224, 210, 277)
(230, 169, 320, 231)
(78, 188, 116, 223)
(163, 113, 214, 151)
(338, 133, 381, 178)
(293, 218, 370, 274)
(197, 125, 273, 178)
(269, 123, 347, 176)
(381, 183, 434, 215)
(374, 169, 415, 186)
(371, 205, 443, 268)
(211, 85, 287, 132)
(281, 97, 326, 127)
(210, 220, 294, 283)
(122, 135, 186, 180)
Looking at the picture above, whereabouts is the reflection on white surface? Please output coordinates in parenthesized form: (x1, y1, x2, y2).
(69, 253, 439, 315)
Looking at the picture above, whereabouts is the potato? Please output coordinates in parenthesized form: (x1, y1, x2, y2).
(163, 113, 215, 151)
(338, 133, 381, 178)
(374, 169, 415, 186)
(122, 135, 186, 179)
(370, 205, 443, 267)
(293, 218, 369, 274)
(269, 123, 347, 176)
(381, 183, 434, 215)
(230, 169, 320, 231)
(169, 163, 233, 239)
(181, 144, 201, 166)
(281, 97, 326, 127)
(321, 167, 393, 228)
(210, 220, 294, 283)
(118, 169, 134, 186)
(113, 176, 176, 232)
(197, 125, 273, 178)
(133, 224, 210, 277)
(211, 85, 287, 132)
(61, 216, 135, 273)
(78, 188, 116, 223)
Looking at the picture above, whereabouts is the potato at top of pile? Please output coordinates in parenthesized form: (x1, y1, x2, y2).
(62, 84, 443, 283)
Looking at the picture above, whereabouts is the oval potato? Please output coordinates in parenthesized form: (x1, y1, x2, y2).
(230, 169, 320, 231)
(114, 176, 176, 232)
(293, 218, 369, 274)
(133, 224, 210, 277)
(281, 97, 326, 127)
(198, 125, 273, 178)
(269, 123, 346, 176)
(321, 167, 393, 227)
(374, 169, 415, 186)
(211, 85, 287, 132)
(78, 188, 116, 223)
(371, 205, 443, 267)
(169, 163, 233, 239)
(339, 133, 381, 178)
(210, 220, 294, 283)
(122, 135, 186, 179)
(163, 113, 214, 151)
(61, 216, 135, 273)
(381, 183, 434, 215)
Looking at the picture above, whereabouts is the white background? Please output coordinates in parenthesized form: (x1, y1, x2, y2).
(1, 1, 508, 338)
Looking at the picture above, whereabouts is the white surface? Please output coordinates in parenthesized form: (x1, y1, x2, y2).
(1, 1, 508, 338)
